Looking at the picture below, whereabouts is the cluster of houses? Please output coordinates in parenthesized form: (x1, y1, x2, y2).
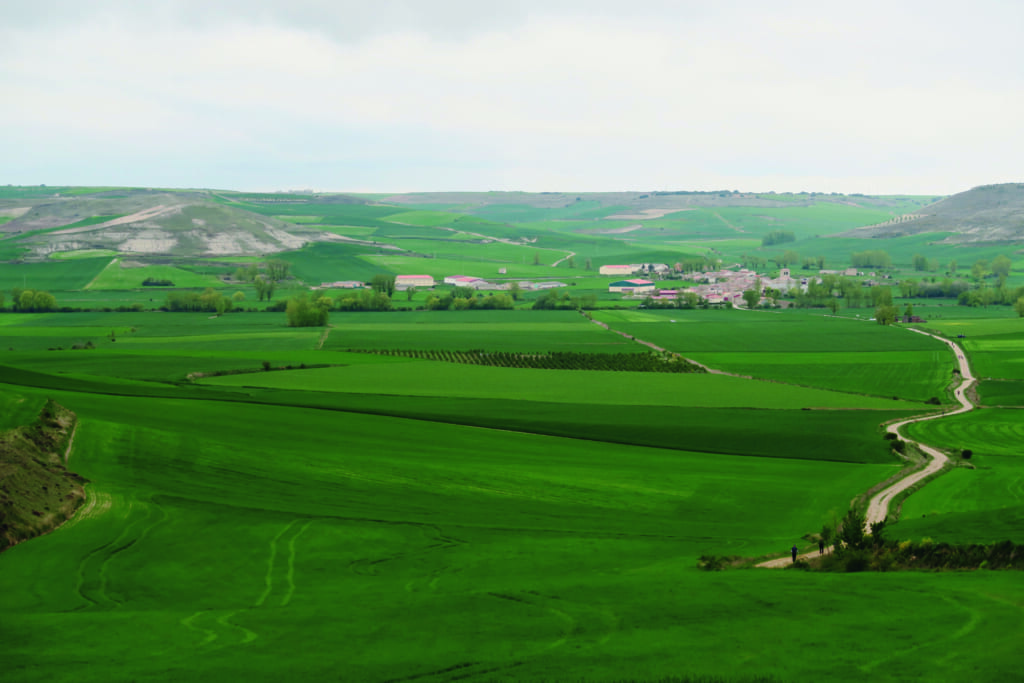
(605, 266, 818, 307)
(316, 262, 840, 309)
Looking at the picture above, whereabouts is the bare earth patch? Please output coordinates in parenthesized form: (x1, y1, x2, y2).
(604, 208, 693, 220)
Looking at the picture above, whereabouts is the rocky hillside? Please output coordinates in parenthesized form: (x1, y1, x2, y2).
(838, 183, 1024, 243)
(0, 189, 325, 258)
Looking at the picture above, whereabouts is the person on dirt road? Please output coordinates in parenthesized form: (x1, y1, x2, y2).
(791, 544, 798, 562)
(818, 539, 825, 555)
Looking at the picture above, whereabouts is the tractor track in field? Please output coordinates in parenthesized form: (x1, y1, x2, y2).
(71, 497, 167, 608)
(383, 590, 617, 683)
(348, 520, 465, 580)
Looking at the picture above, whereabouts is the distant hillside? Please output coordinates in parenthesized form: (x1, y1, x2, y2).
(837, 183, 1024, 243)
(0, 188, 368, 259)
(374, 189, 931, 212)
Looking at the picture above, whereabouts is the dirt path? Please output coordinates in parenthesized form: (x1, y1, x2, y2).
(759, 545, 833, 568)
(864, 330, 974, 527)
(757, 328, 973, 567)
(581, 312, 751, 377)
(551, 251, 576, 267)
(711, 211, 746, 233)
(64, 421, 79, 464)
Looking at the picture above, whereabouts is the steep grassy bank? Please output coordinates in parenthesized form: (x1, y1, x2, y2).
(0, 399, 87, 550)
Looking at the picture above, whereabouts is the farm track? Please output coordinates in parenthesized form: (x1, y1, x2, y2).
(582, 312, 748, 377)
(349, 520, 465, 581)
(63, 421, 78, 463)
(757, 328, 974, 568)
(72, 497, 167, 608)
(182, 517, 316, 648)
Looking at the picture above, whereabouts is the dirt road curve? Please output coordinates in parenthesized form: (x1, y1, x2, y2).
(759, 328, 973, 568)
(864, 329, 974, 527)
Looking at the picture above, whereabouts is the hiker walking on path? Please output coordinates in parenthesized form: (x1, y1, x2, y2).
(791, 544, 798, 562)
(818, 539, 825, 555)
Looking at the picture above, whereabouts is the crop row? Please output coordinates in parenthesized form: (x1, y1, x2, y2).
(348, 348, 706, 373)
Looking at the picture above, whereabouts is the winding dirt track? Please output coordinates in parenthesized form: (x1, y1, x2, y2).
(864, 329, 974, 527)
(758, 328, 974, 568)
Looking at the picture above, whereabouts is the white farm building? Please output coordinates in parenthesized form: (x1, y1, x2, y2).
(395, 274, 435, 290)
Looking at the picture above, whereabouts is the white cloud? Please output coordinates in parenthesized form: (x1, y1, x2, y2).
(1, 1, 1022, 193)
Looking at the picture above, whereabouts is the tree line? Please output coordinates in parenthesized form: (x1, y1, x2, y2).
(3, 288, 58, 312)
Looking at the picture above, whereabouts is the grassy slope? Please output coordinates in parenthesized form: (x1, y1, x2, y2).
(86, 259, 225, 290)
(6, 387, 1022, 683)
(1, 305, 1023, 681)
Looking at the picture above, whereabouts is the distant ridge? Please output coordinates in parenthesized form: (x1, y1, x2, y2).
(837, 183, 1024, 243)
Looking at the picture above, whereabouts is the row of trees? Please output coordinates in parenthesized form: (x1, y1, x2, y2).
(6, 288, 58, 312)
(233, 259, 291, 284)
(164, 289, 237, 313)
(351, 349, 706, 373)
(531, 290, 598, 310)
(285, 293, 329, 327)
(425, 292, 516, 310)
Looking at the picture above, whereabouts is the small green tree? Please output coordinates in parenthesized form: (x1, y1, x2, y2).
(585, 258, 592, 271)
(742, 289, 759, 309)
(508, 281, 521, 301)
(285, 293, 329, 327)
(232, 291, 246, 303)
(838, 508, 867, 551)
(1014, 297, 1024, 318)
(991, 254, 1012, 279)
(875, 305, 897, 325)
(371, 274, 396, 298)
(405, 285, 417, 302)
(254, 275, 269, 301)
(533, 251, 542, 266)
(266, 259, 291, 281)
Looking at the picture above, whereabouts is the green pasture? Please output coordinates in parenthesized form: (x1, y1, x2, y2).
(361, 253, 573, 279)
(921, 315, 1024, 379)
(778, 233, 1016, 271)
(85, 259, 224, 290)
(3, 300, 1024, 681)
(202, 357, 918, 411)
(689, 350, 952, 402)
(0, 386, 44, 429)
(0, 258, 109, 292)
(903, 409, 1024, 459)
(977, 380, 1024, 406)
(589, 310, 953, 401)
(0, 312, 320, 353)
(49, 249, 120, 260)
(8, 385, 1020, 682)
(324, 311, 633, 352)
(382, 237, 551, 264)
(280, 242, 391, 285)
(892, 409, 1024, 544)
(594, 308, 944, 351)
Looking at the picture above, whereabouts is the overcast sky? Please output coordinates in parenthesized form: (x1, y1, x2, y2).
(2, 0, 1022, 195)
